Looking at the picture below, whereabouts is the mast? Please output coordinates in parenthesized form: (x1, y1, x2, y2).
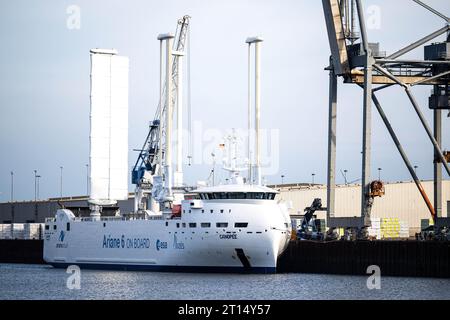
(161, 34, 175, 202)
(174, 50, 185, 187)
(245, 36, 264, 186)
(247, 43, 252, 184)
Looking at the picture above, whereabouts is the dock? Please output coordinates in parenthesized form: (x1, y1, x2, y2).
(1, 239, 449, 278)
(277, 240, 450, 278)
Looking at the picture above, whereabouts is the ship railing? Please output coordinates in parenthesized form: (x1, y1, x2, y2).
(45, 217, 56, 223)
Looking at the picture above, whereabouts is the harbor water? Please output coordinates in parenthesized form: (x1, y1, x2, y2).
(1, 263, 449, 300)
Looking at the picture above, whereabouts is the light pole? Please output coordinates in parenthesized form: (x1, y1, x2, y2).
(60, 166, 63, 198)
(312, 173, 316, 184)
(281, 175, 285, 184)
(36, 175, 41, 200)
(86, 164, 89, 196)
(211, 153, 216, 186)
(10, 171, 14, 202)
(344, 169, 348, 185)
(414, 165, 418, 175)
(378, 167, 382, 181)
(34, 170, 37, 201)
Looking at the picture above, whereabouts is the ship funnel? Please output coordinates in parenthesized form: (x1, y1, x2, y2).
(88, 49, 129, 215)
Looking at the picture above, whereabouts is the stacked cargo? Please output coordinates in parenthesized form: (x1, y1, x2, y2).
(381, 218, 399, 238)
(0, 223, 44, 240)
(399, 221, 409, 238)
(11, 223, 25, 239)
(368, 218, 382, 239)
(381, 218, 409, 239)
(0, 224, 12, 239)
(24, 223, 44, 240)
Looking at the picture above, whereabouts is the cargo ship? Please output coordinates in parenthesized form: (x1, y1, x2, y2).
(43, 16, 291, 273)
(43, 182, 291, 273)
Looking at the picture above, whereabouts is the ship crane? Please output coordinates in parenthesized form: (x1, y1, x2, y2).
(132, 15, 191, 214)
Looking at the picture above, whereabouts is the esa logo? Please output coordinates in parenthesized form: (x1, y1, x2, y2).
(173, 234, 185, 250)
(156, 239, 168, 251)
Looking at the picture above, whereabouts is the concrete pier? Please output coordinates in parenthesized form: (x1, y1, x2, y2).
(277, 240, 450, 278)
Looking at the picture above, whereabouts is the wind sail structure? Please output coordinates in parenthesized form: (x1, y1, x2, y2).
(89, 49, 129, 205)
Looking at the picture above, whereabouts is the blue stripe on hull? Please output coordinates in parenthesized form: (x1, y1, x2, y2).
(49, 262, 276, 274)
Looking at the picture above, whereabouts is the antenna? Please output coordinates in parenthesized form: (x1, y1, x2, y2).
(222, 129, 247, 184)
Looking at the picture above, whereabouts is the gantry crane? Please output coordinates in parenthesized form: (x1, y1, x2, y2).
(322, 0, 449, 238)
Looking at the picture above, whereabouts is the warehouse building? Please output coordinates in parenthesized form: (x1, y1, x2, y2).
(0, 195, 135, 224)
(1, 180, 448, 236)
(277, 180, 450, 235)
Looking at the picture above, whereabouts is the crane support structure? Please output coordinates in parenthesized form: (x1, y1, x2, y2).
(322, 0, 449, 233)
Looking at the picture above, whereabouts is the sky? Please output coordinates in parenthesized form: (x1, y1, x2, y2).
(0, 0, 449, 202)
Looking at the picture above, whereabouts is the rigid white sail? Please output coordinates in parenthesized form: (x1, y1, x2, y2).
(89, 49, 129, 205)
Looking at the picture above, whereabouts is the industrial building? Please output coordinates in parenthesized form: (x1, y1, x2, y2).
(0, 195, 134, 225)
(278, 180, 450, 235)
(1, 179, 448, 237)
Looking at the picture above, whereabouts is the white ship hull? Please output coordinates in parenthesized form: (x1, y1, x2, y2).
(44, 197, 291, 273)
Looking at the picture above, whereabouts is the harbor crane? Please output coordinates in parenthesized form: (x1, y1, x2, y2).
(322, 0, 449, 239)
(132, 15, 191, 215)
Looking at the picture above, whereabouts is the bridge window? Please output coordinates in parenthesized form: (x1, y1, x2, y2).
(216, 222, 228, 228)
(66, 223, 70, 231)
(235, 223, 248, 228)
(201, 223, 211, 228)
(228, 193, 246, 199)
(198, 192, 276, 200)
(189, 223, 197, 228)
